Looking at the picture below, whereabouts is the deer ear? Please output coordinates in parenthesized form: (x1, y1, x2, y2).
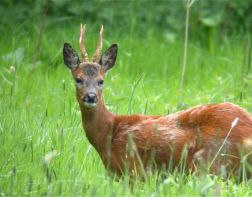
(63, 43, 80, 69)
(99, 44, 118, 71)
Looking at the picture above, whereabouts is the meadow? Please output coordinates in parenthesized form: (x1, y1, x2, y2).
(1, 18, 252, 196)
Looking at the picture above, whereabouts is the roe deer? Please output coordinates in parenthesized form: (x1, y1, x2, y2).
(63, 24, 252, 179)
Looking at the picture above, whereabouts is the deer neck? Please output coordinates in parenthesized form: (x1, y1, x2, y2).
(79, 98, 114, 153)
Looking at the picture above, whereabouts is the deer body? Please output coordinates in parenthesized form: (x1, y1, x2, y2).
(80, 100, 252, 177)
(63, 25, 252, 178)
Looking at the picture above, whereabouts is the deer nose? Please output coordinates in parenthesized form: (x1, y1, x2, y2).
(83, 93, 97, 104)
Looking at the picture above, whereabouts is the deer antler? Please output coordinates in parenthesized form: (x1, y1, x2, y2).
(79, 24, 89, 62)
(92, 25, 103, 62)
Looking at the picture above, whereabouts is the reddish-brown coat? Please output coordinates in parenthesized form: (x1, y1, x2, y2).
(79, 99, 252, 177)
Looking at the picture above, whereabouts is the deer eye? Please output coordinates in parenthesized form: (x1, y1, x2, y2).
(98, 80, 104, 86)
(75, 78, 83, 84)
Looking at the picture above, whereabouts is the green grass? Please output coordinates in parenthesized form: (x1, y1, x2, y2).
(1, 21, 252, 196)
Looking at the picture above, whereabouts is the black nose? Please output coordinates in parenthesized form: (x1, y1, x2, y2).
(83, 93, 97, 103)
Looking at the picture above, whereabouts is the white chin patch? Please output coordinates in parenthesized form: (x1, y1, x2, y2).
(84, 102, 97, 108)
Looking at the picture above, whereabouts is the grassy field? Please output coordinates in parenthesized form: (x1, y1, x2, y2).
(1, 21, 252, 196)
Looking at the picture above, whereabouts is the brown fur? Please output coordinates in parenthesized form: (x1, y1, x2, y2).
(76, 75, 252, 177)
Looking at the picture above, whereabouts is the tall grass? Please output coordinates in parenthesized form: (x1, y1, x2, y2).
(0, 21, 252, 196)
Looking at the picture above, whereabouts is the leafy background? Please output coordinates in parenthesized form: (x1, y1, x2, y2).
(1, 0, 252, 37)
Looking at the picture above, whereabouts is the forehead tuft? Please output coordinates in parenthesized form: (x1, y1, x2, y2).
(80, 63, 101, 77)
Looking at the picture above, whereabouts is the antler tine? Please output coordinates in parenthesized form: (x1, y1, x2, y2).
(92, 25, 104, 62)
(79, 24, 89, 62)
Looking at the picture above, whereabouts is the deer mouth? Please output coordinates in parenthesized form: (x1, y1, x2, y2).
(83, 102, 97, 108)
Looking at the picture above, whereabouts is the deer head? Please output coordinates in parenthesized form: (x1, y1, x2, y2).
(63, 24, 118, 108)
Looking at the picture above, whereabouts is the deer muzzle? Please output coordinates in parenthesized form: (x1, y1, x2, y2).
(83, 93, 98, 108)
